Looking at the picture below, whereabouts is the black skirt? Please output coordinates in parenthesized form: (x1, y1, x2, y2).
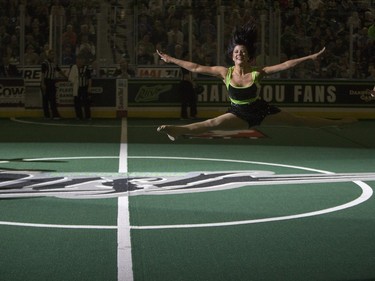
(227, 99, 281, 127)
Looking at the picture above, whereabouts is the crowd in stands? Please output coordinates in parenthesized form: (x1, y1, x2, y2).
(0, 0, 374, 79)
(0, 0, 100, 72)
(136, 0, 374, 79)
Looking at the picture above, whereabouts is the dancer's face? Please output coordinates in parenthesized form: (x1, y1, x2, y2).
(232, 45, 249, 64)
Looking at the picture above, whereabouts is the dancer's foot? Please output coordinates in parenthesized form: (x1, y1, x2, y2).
(157, 125, 178, 141)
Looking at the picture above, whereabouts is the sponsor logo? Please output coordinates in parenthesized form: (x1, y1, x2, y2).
(350, 89, 375, 102)
(0, 84, 25, 105)
(135, 85, 172, 102)
(137, 67, 180, 78)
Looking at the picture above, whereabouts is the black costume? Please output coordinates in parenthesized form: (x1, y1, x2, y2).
(69, 64, 92, 119)
(41, 59, 61, 118)
(225, 66, 280, 127)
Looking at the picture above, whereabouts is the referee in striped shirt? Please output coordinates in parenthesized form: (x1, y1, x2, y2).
(41, 49, 67, 119)
(68, 55, 92, 120)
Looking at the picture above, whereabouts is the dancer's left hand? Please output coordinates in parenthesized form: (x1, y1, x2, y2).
(310, 47, 325, 60)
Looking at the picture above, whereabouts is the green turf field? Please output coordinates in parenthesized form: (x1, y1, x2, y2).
(0, 117, 375, 281)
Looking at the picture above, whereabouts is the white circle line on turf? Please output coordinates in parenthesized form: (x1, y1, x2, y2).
(129, 157, 373, 229)
(0, 156, 373, 229)
(132, 181, 373, 229)
(10, 117, 157, 128)
(0, 221, 117, 229)
(10, 117, 120, 128)
(22, 156, 119, 161)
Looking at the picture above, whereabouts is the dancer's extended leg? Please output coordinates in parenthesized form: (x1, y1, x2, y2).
(157, 113, 248, 141)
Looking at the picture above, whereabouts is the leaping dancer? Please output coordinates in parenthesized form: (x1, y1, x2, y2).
(157, 19, 354, 141)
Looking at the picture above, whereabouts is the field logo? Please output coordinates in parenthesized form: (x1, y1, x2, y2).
(1, 170, 375, 199)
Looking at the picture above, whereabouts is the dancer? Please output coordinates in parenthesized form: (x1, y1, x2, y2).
(157, 20, 353, 141)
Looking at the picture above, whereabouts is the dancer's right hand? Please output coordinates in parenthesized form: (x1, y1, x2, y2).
(156, 50, 172, 63)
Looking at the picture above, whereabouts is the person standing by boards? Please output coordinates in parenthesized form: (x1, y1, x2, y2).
(68, 55, 92, 120)
(41, 49, 67, 119)
(179, 68, 198, 120)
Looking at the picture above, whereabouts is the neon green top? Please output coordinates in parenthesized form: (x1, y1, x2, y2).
(225, 66, 261, 105)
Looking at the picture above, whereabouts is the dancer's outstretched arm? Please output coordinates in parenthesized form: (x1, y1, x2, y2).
(261, 47, 325, 76)
(156, 50, 227, 79)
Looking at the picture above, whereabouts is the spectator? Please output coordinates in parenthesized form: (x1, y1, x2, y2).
(201, 34, 217, 62)
(167, 19, 184, 52)
(336, 53, 351, 78)
(34, 2, 50, 34)
(364, 11, 374, 29)
(50, 0, 66, 18)
(150, 20, 168, 46)
(321, 26, 336, 43)
(24, 33, 40, 55)
(62, 44, 75, 65)
(50, 0, 66, 30)
(76, 34, 95, 64)
(347, 11, 361, 32)
(80, 17, 96, 42)
(181, 8, 199, 39)
(165, 4, 178, 29)
(137, 43, 153, 65)
(332, 38, 347, 57)
(4, 34, 20, 61)
(24, 45, 40, 65)
(31, 20, 46, 50)
(0, 24, 11, 47)
(0, 56, 21, 77)
(339, 0, 356, 18)
(137, 33, 155, 59)
(138, 12, 153, 40)
(354, 27, 369, 49)
(299, 1, 311, 24)
(172, 43, 186, 60)
(190, 44, 205, 66)
(326, 0, 339, 21)
(77, 24, 92, 44)
(66, 6, 79, 30)
(148, 0, 163, 18)
(39, 43, 51, 63)
(113, 58, 135, 79)
(199, 16, 216, 40)
(62, 24, 77, 49)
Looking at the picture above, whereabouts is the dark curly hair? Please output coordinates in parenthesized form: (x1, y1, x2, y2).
(226, 19, 258, 61)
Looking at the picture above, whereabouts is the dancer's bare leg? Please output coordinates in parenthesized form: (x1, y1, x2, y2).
(262, 111, 356, 128)
(157, 113, 248, 141)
